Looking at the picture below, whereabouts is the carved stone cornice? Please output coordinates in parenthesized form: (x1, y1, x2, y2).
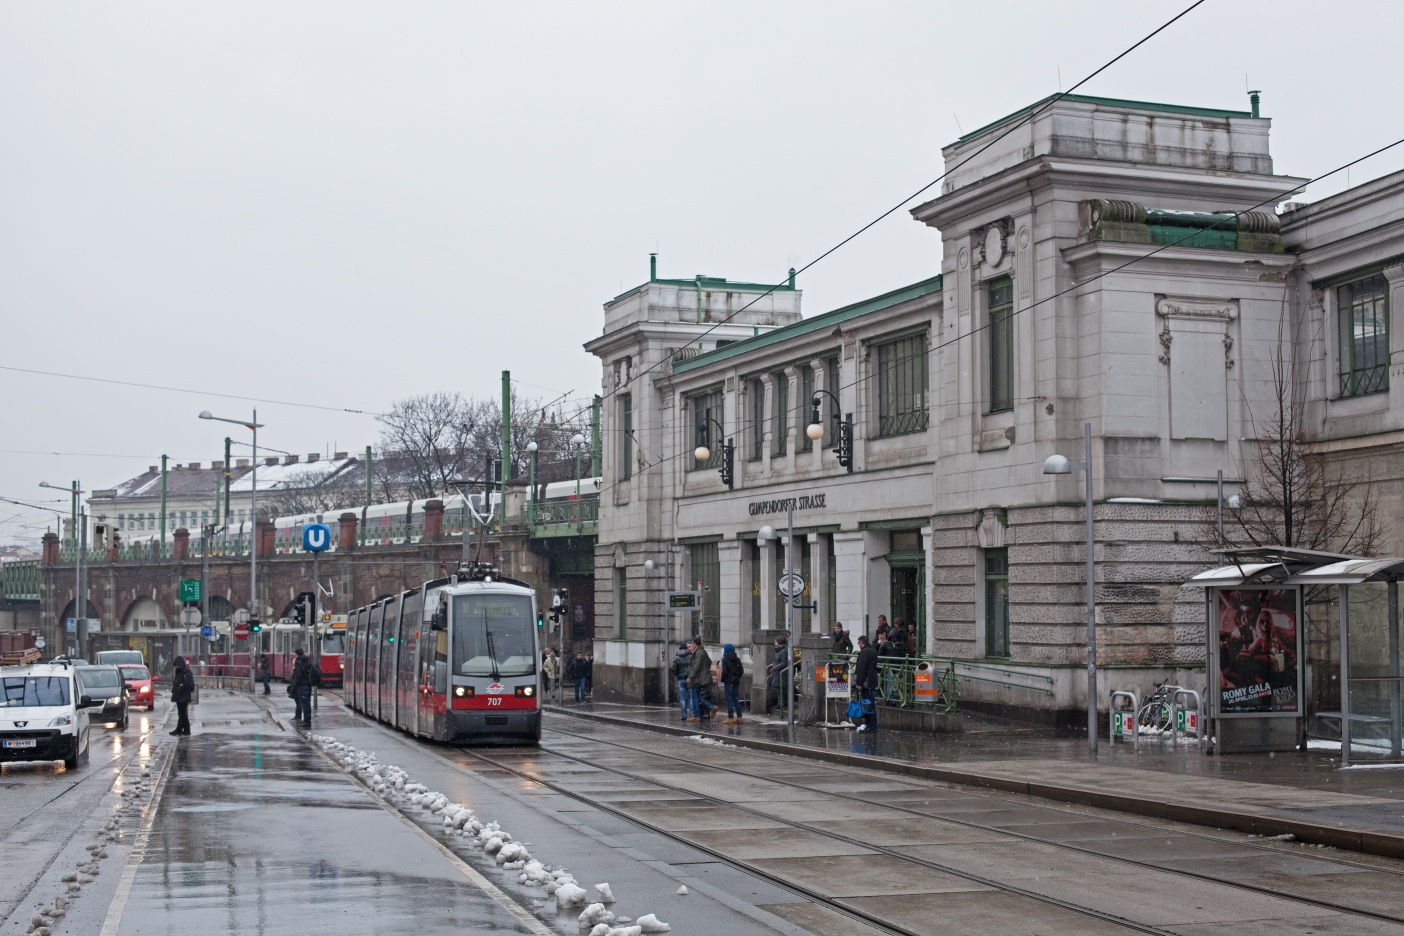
(1155, 298, 1238, 320)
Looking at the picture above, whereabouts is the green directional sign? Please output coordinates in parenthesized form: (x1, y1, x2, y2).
(179, 579, 202, 603)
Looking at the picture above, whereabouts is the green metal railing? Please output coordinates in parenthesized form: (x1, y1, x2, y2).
(528, 495, 598, 537)
(1, 560, 40, 601)
(828, 653, 1056, 715)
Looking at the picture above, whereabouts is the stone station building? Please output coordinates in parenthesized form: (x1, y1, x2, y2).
(589, 93, 1404, 728)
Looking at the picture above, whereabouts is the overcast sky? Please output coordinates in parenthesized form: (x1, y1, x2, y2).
(2, 1, 1401, 543)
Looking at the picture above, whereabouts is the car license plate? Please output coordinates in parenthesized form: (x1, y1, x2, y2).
(3, 739, 37, 748)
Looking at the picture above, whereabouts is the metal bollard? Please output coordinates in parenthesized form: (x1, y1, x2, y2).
(1110, 690, 1139, 751)
(1171, 687, 1204, 750)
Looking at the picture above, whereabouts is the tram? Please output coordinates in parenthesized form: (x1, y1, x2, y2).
(343, 565, 540, 745)
(265, 617, 346, 687)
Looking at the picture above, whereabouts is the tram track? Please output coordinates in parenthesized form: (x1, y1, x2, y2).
(531, 719, 1404, 927)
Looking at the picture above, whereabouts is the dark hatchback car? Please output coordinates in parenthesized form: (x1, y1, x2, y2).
(75, 666, 129, 729)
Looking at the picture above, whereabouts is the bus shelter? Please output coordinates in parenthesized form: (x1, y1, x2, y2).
(1188, 547, 1404, 765)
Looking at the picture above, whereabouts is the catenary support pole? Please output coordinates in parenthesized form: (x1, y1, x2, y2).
(1084, 422, 1097, 755)
(501, 370, 512, 481)
(223, 437, 232, 525)
(159, 457, 167, 559)
(787, 503, 795, 744)
(365, 445, 372, 507)
(251, 409, 258, 625)
(591, 396, 602, 478)
(1341, 583, 1352, 768)
(1216, 469, 1224, 546)
(1390, 579, 1401, 758)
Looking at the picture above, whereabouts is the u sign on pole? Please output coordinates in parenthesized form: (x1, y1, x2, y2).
(303, 522, 332, 700)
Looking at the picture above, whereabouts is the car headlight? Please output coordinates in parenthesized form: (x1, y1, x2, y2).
(48, 715, 73, 727)
(139, 686, 151, 693)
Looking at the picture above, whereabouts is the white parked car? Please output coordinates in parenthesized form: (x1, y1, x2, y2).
(1, 663, 99, 769)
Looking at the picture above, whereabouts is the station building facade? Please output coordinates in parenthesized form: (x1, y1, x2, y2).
(588, 93, 1404, 726)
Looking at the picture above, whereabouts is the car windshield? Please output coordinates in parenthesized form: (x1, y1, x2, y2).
(2, 676, 72, 708)
(79, 669, 122, 688)
(452, 594, 536, 678)
(119, 666, 150, 680)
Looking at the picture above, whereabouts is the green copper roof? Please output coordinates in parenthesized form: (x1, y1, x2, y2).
(959, 93, 1255, 142)
(671, 274, 943, 376)
(611, 275, 795, 304)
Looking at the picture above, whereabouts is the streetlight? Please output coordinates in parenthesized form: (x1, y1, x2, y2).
(571, 433, 588, 532)
(41, 480, 84, 655)
(200, 410, 264, 631)
(1043, 421, 1097, 754)
(805, 391, 852, 472)
(693, 415, 734, 488)
(526, 440, 539, 522)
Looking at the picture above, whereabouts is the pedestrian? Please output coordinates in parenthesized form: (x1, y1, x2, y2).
(290, 648, 314, 728)
(889, 618, 909, 658)
(769, 636, 790, 710)
(569, 652, 588, 703)
(830, 622, 852, 654)
(168, 655, 195, 736)
(584, 653, 593, 698)
(687, 637, 714, 721)
(854, 634, 878, 733)
(671, 641, 693, 722)
(258, 652, 271, 695)
(542, 648, 558, 694)
(720, 643, 744, 723)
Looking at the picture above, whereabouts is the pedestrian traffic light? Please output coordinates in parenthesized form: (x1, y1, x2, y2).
(537, 610, 545, 628)
(249, 619, 262, 633)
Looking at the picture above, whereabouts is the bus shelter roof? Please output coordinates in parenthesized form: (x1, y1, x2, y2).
(1185, 546, 1374, 588)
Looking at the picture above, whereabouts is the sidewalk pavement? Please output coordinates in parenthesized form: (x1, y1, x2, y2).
(546, 701, 1404, 862)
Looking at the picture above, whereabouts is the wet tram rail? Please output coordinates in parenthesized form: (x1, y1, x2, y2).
(431, 714, 1404, 936)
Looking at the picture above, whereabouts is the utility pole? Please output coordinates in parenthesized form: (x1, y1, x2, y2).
(501, 370, 512, 481)
(223, 438, 232, 525)
(159, 456, 167, 559)
(364, 445, 373, 507)
(590, 396, 601, 478)
(786, 503, 795, 744)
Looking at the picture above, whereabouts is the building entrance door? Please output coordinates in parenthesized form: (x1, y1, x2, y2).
(889, 564, 925, 652)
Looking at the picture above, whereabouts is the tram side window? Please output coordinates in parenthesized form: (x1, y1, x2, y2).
(433, 630, 449, 694)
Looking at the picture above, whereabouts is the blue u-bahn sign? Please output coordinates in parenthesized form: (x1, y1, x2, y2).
(302, 523, 331, 552)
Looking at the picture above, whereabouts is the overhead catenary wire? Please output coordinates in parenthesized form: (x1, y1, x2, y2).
(594, 0, 1209, 411)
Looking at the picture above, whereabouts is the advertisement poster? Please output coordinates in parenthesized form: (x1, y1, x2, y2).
(1217, 588, 1299, 714)
(570, 604, 589, 640)
(825, 662, 851, 698)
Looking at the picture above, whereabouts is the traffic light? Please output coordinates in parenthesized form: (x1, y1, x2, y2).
(293, 604, 306, 625)
(249, 619, 262, 634)
(537, 610, 545, 628)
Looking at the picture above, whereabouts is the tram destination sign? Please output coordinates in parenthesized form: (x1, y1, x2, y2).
(748, 492, 826, 516)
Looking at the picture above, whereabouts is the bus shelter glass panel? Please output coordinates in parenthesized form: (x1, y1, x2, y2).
(1346, 582, 1403, 758)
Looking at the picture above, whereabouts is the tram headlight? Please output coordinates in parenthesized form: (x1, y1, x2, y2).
(453, 686, 474, 698)
(515, 686, 534, 698)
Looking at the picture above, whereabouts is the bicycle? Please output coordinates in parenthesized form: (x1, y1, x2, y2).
(1137, 681, 1177, 733)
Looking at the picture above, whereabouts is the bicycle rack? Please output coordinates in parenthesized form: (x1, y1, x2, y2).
(1109, 690, 1139, 750)
(1171, 687, 1204, 750)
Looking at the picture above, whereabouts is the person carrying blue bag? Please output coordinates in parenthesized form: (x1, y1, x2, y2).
(852, 634, 878, 733)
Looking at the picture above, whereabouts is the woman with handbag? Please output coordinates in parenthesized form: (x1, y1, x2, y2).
(853, 634, 878, 733)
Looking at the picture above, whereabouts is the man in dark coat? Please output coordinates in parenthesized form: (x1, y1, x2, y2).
(568, 652, 588, 703)
(290, 648, 314, 728)
(853, 635, 878, 733)
(720, 643, 745, 722)
(258, 652, 271, 695)
(686, 638, 714, 721)
(169, 656, 195, 736)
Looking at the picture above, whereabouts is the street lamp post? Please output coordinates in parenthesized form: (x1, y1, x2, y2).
(40, 481, 83, 655)
(692, 416, 734, 488)
(527, 441, 539, 526)
(805, 391, 852, 471)
(200, 410, 264, 626)
(1043, 422, 1098, 754)
(571, 433, 586, 532)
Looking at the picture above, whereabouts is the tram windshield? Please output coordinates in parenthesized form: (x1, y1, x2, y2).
(452, 594, 536, 678)
(320, 634, 344, 654)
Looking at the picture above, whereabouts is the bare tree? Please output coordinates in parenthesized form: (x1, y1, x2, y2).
(1222, 303, 1382, 557)
(260, 464, 366, 518)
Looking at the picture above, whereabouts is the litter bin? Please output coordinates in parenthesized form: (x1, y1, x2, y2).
(914, 661, 939, 703)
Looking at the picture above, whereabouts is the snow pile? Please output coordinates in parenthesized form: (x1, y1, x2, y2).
(307, 734, 670, 932)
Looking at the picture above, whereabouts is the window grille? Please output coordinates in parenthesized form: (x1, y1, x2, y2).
(1338, 274, 1389, 397)
(749, 379, 764, 461)
(619, 394, 633, 480)
(773, 374, 789, 456)
(800, 365, 815, 452)
(689, 389, 724, 471)
(988, 276, 1014, 412)
(876, 334, 929, 436)
(984, 549, 1010, 658)
(692, 542, 720, 643)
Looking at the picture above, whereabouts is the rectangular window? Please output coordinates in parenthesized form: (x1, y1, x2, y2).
(984, 549, 1010, 658)
(988, 276, 1014, 411)
(749, 540, 761, 629)
(824, 356, 841, 448)
(799, 365, 815, 452)
(689, 389, 724, 471)
(773, 374, 789, 456)
(616, 570, 628, 638)
(1338, 274, 1389, 397)
(748, 379, 764, 461)
(618, 394, 633, 481)
(692, 542, 720, 643)
(876, 334, 929, 436)
(117, 514, 124, 530)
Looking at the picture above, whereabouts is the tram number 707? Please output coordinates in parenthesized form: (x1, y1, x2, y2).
(487, 696, 502, 706)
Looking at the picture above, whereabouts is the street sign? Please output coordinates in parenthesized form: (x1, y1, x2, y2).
(233, 609, 250, 624)
(65, 618, 76, 633)
(33, 637, 45, 650)
(1113, 711, 1134, 736)
(179, 579, 202, 603)
(302, 523, 331, 552)
(86, 618, 101, 633)
(179, 607, 202, 627)
(776, 572, 805, 598)
(200, 624, 214, 639)
(666, 591, 699, 611)
(233, 622, 250, 641)
(1176, 708, 1198, 733)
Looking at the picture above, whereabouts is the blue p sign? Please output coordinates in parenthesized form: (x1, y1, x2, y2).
(303, 523, 331, 552)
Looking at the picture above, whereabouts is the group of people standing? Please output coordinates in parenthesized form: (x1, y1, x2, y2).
(539, 648, 594, 702)
(671, 638, 745, 723)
